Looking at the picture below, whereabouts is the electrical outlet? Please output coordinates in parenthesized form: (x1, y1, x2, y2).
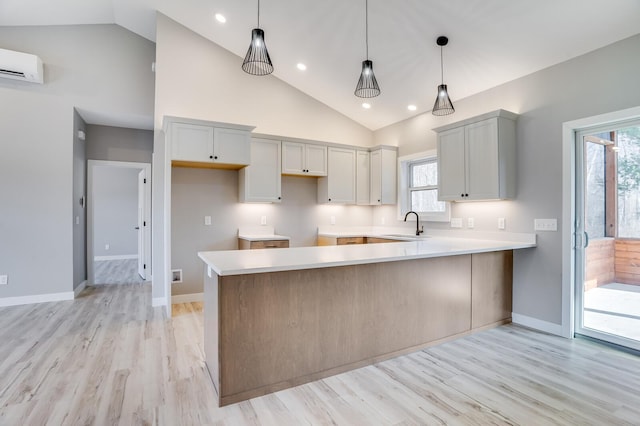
(498, 217, 506, 230)
(105, 244, 110, 251)
(450, 218, 462, 228)
(330, 216, 336, 225)
(0, 275, 7, 285)
(381, 217, 386, 225)
(534, 218, 557, 231)
(467, 218, 475, 229)
(260, 215, 267, 225)
(204, 216, 212, 226)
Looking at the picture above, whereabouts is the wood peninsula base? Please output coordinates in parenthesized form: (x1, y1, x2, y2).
(204, 250, 513, 406)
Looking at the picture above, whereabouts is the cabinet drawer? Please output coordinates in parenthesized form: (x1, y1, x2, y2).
(337, 237, 364, 245)
(249, 240, 289, 249)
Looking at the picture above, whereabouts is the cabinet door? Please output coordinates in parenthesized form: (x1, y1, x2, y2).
(305, 144, 328, 176)
(239, 139, 281, 203)
(379, 148, 397, 204)
(282, 142, 305, 175)
(437, 127, 466, 201)
(323, 147, 355, 203)
(465, 118, 499, 200)
(370, 150, 382, 204)
(356, 150, 370, 205)
(213, 127, 250, 165)
(170, 122, 214, 161)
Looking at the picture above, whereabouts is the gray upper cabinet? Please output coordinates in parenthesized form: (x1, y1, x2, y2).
(166, 117, 254, 168)
(281, 141, 328, 176)
(369, 147, 397, 205)
(434, 109, 518, 201)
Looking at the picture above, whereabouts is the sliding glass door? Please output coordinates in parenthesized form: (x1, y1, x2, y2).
(575, 120, 640, 350)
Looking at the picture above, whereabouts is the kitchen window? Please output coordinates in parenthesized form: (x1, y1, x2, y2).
(398, 151, 450, 222)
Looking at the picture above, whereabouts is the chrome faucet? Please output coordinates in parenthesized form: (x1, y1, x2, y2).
(404, 211, 424, 236)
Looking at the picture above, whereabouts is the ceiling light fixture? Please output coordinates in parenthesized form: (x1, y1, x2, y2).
(242, 0, 273, 76)
(408, 105, 417, 111)
(296, 63, 307, 71)
(215, 13, 226, 23)
(362, 103, 371, 109)
(432, 36, 455, 116)
(354, 0, 380, 98)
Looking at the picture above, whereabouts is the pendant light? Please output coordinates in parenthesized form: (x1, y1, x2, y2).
(432, 36, 455, 116)
(354, 0, 380, 98)
(242, 0, 273, 76)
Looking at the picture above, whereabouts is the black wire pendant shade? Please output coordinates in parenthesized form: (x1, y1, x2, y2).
(355, 60, 380, 98)
(242, 0, 273, 76)
(432, 36, 455, 116)
(354, 0, 380, 98)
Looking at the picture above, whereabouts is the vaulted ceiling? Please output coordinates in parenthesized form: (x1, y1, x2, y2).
(2, 0, 639, 130)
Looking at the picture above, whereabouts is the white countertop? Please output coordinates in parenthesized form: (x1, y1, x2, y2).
(237, 225, 290, 242)
(199, 236, 536, 276)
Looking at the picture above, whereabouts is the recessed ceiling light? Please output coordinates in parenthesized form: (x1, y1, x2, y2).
(296, 63, 307, 71)
(408, 104, 417, 111)
(362, 103, 371, 109)
(215, 13, 226, 23)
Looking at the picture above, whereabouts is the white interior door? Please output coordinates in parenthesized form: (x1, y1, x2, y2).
(137, 168, 151, 280)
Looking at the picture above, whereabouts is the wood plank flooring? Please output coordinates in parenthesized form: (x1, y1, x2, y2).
(1, 283, 640, 425)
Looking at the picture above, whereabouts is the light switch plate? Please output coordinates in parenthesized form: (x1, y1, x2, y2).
(450, 218, 462, 228)
(0, 275, 7, 285)
(498, 217, 506, 230)
(467, 218, 474, 229)
(260, 215, 267, 225)
(330, 216, 336, 225)
(204, 216, 212, 226)
(534, 218, 557, 231)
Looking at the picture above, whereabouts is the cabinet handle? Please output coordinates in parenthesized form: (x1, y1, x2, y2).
(278, 196, 281, 200)
(378, 199, 381, 202)
(465, 193, 469, 197)
(210, 155, 214, 159)
(461, 193, 464, 197)
(214, 156, 218, 160)
(328, 198, 332, 202)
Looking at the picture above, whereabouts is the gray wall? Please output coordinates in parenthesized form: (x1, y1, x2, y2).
(93, 167, 140, 258)
(171, 167, 373, 296)
(87, 125, 153, 163)
(72, 110, 87, 290)
(373, 33, 640, 327)
(0, 25, 155, 299)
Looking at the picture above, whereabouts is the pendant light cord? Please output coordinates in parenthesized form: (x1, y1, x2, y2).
(365, 0, 369, 59)
(257, 0, 261, 28)
(440, 46, 444, 84)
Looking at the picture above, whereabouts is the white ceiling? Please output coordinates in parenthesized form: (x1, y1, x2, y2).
(2, 0, 640, 130)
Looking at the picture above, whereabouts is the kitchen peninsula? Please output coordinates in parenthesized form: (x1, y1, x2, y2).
(199, 235, 535, 406)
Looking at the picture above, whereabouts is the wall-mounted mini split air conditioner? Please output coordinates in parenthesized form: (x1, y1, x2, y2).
(0, 48, 44, 84)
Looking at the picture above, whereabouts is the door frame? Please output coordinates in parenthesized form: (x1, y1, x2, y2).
(561, 106, 640, 339)
(87, 160, 152, 285)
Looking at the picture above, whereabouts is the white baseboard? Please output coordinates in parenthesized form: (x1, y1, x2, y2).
(74, 280, 87, 298)
(512, 313, 564, 336)
(94, 254, 138, 261)
(0, 291, 74, 307)
(152, 297, 166, 307)
(171, 292, 204, 304)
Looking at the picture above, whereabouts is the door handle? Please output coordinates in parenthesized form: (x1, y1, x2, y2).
(584, 232, 589, 248)
(135, 226, 140, 230)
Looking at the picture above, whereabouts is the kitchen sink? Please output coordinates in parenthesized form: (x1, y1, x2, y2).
(381, 234, 430, 240)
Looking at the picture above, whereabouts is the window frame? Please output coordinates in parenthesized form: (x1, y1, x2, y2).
(397, 150, 451, 222)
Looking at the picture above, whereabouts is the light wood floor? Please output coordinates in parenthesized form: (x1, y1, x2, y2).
(94, 259, 145, 285)
(1, 283, 640, 425)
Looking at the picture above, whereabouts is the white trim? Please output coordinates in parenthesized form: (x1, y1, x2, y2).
(561, 105, 640, 340)
(0, 291, 74, 307)
(94, 254, 138, 261)
(152, 297, 166, 307)
(512, 313, 563, 336)
(171, 293, 204, 304)
(396, 149, 451, 222)
(74, 280, 87, 298)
